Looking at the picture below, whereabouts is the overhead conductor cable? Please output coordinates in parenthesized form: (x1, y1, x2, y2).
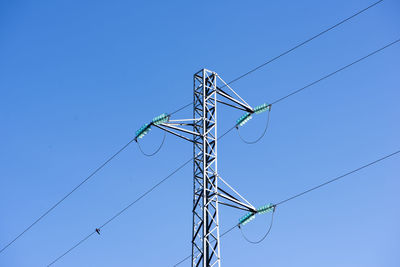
(135, 113, 169, 156)
(0, 1, 384, 255)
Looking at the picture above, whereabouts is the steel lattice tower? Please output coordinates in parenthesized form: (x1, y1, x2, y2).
(136, 68, 268, 266)
(192, 69, 220, 266)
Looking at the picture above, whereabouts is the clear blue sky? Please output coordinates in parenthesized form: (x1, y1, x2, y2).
(1, 0, 399, 266)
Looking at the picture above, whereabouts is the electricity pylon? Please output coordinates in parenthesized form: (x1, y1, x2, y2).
(135, 69, 271, 266)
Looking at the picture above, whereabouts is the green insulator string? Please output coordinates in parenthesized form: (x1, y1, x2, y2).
(152, 113, 169, 125)
(236, 112, 253, 127)
(239, 212, 256, 226)
(237, 108, 271, 144)
(257, 203, 274, 214)
(135, 123, 152, 139)
(254, 103, 270, 114)
(135, 113, 169, 156)
(239, 206, 276, 244)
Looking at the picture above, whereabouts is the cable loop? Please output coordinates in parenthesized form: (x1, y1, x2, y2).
(237, 109, 271, 144)
(136, 131, 167, 157)
(239, 206, 276, 244)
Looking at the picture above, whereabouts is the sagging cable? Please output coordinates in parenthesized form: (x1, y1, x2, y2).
(135, 113, 170, 156)
(239, 204, 276, 244)
(238, 203, 274, 226)
(137, 131, 167, 157)
(235, 103, 271, 127)
(135, 113, 170, 140)
(237, 104, 271, 144)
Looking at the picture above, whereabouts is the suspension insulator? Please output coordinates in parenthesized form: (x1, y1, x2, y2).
(257, 204, 274, 214)
(135, 123, 151, 139)
(236, 112, 253, 127)
(152, 113, 169, 125)
(239, 212, 256, 226)
(254, 103, 270, 114)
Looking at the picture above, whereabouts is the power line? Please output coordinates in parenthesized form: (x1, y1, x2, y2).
(274, 149, 400, 206)
(137, 132, 167, 157)
(47, 126, 238, 266)
(239, 208, 275, 244)
(48, 156, 194, 266)
(226, 0, 384, 86)
(0, 137, 137, 255)
(46, 37, 399, 265)
(271, 38, 400, 105)
(174, 149, 400, 266)
(47, 231, 96, 267)
(0, 1, 385, 255)
(238, 38, 399, 144)
(172, 0, 385, 111)
(237, 108, 271, 144)
(97, 156, 193, 230)
(169, 102, 192, 116)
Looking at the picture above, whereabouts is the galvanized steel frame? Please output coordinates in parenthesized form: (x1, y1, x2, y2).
(192, 69, 220, 267)
(154, 69, 255, 266)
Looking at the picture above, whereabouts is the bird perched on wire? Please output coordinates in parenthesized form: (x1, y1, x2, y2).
(95, 228, 101, 235)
